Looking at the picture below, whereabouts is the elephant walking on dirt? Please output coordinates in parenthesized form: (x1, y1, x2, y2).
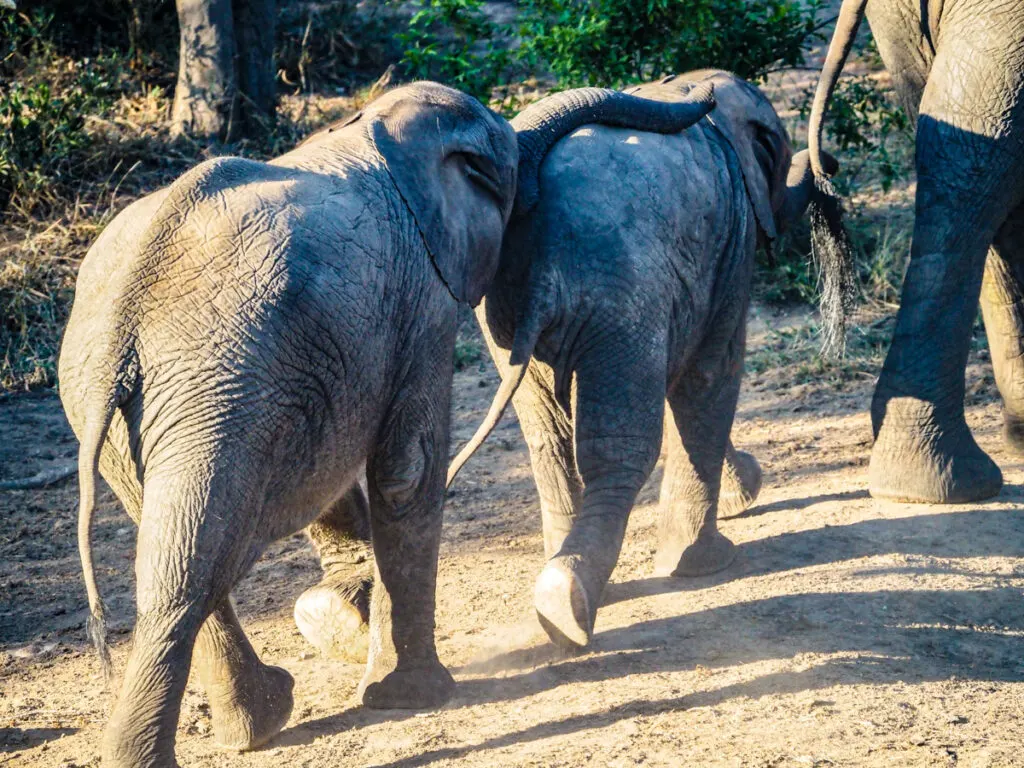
(60, 80, 714, 766)
(446, 71, 844, 650)
(809, 0, 1024, 503)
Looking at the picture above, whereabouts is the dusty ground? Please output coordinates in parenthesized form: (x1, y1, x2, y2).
(2, 307, 1023, 768)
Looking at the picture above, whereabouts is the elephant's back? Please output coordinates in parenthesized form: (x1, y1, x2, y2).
(534, 119, 746, 287)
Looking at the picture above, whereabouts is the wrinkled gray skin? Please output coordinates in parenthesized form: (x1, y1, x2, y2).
(809, 0, 1024, 503)
(294, 83, 718, 662)
(455, 71, 834, 649)
(59, 82, 520, 768)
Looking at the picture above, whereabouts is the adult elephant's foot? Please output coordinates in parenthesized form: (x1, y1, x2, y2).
(294, 572, 371, 663)
(1003, 412, 1024, 456)
(870, 398, 1002, 503)
(358, 658, 455, 709)
(207, 663, 295, 751)
(719, 450, 762, 519)
(534, 558, 595, 650)
(652, 528, 736, 578)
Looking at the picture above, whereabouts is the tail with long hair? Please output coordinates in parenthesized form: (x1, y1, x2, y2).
(806, 0, 869, 357)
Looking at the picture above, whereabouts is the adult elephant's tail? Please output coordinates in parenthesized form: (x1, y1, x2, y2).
(511, 80, 716, 217)
(806, 0, 868, 358)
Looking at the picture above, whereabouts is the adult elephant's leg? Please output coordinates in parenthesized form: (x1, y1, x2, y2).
(357, 383, 454, 709)
(103, 463, 262, 768)
(535, 338, 666, 649)
(718, 441, 763, 519)
(980, 211, 1024, 455)
(194, 599, 294, 750)
(870, 47, 1024, 503)
(653, 333, 741, 577)
(294, 486, 372, 662)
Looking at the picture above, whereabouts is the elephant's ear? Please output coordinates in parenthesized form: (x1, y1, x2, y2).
(369, 98, 514, 306)
(710, 114, 781, 242)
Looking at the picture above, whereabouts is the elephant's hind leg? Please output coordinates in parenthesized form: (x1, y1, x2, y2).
(653, 336, 741, 577)
(294, 486, 372, 663)
(194, 600, 294, 751)
(980, 210, 1024, 456)
(102, 465, 267, 768)
(718, 441, 763, 519)
(870, 43, 1024, 503)
(535, 336, 667, 649)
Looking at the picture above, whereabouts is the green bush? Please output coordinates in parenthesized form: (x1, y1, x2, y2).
(0, 11, 124, 213)
(517, 0, 824, 87)
(395, 0, 515, 102)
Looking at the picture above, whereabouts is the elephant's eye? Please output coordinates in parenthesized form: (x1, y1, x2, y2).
(460, 153, 503, 203)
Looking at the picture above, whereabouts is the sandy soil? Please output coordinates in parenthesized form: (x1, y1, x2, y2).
(2, 307, 1023, 768)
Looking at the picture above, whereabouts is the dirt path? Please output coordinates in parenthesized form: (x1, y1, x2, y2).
(2, 308, 1023, 767)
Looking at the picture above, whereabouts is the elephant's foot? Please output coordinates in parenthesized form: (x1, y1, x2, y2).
(294, 572, 371, 663)
(719, 450, 763, 519)
(208, 663, 295, 751)
(534, 559, 593, 650)
(870, 404, 1002, 503)
(1003, 412, 1024, 457)
(358, 658, 455, 710)
(653, 528, 736, 578)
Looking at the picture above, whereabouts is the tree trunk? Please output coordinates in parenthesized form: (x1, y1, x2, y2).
(172, 0, 238, 140)
(233, 0, 277, 133)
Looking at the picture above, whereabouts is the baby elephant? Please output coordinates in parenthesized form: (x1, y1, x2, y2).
(60, 82, 521, 767)
(449, 70, 843, 649)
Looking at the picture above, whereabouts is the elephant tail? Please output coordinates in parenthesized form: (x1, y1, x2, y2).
(511, 79, 716, 218)
(77, 347, 137, 687)
(446, 305, 547, 488)
(805, 0, 868, 358)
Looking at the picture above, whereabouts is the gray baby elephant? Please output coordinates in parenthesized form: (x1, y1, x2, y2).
(448, 70, 843, 649)
(60, 82, 520, 768)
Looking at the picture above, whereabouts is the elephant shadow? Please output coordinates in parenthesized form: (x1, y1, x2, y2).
(279, 503, 1024, 763)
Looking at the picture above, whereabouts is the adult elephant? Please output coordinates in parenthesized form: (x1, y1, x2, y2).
(444, 71, 843, 649)
(60, 80, 713, 767)
(808, 0, 1024, 503)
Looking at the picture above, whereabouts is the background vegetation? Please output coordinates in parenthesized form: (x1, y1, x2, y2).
(0, 0, 915, 392)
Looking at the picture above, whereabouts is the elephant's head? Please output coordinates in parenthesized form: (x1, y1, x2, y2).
(307, 82, 519, 306)
(671, 70, 853, 357)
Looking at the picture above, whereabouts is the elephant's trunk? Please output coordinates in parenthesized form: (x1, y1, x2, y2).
(511, 80, 716, 217)
(804, 0, 867, 358)
(776, 149, 839, 230)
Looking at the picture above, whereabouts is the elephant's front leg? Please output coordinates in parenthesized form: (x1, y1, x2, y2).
(980, 209, 1024, 456)
(357, 387, 454, 709)
(534, 338, 666, 650)
(294, 486, 373, 662)
(653, 336, 742, 577)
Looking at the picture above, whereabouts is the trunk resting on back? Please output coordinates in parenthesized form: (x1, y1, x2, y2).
(511, 81, 716, 218)
(447, 80, 716, 488)
(805, 0, 868, 358)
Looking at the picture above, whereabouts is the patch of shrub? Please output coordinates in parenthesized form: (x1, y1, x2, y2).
(517, 0, 825, 87)
(394, 0, 515, 102)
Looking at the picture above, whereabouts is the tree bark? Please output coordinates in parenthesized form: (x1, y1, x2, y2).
(233, 0, 277, 133)
(172, 0, 238, 140)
